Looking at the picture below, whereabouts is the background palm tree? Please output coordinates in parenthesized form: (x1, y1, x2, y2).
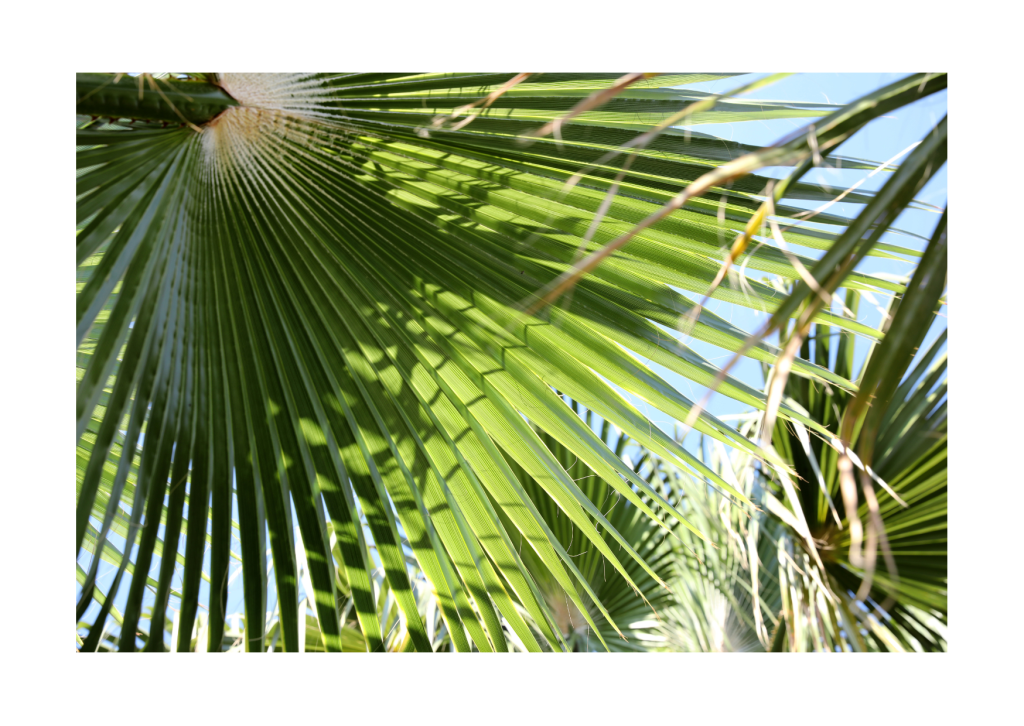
(76, 72, 946, 652)
(659, 296, 946, 652)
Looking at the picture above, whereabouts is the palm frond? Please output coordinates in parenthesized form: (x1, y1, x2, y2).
(76, 72, 945, 652)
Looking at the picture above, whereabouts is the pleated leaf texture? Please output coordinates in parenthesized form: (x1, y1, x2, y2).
(76, 72, 911, 652)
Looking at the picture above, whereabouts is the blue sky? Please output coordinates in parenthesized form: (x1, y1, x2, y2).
(76, 73, 948, 650)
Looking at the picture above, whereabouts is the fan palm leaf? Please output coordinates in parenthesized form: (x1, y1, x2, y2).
(76, 72, 945, 652)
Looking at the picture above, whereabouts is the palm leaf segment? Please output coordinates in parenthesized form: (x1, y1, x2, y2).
(76, 72, 935, 652)
(504, 400, 683, 651)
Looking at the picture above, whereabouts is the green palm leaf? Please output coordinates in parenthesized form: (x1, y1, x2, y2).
(76, 72, 944, 652)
